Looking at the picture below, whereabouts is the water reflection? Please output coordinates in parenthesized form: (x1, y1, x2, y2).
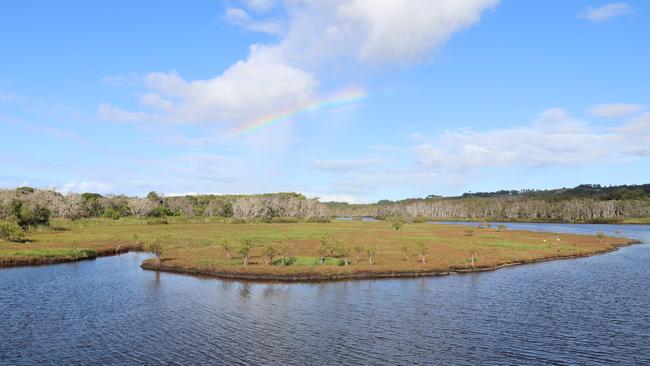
(0, 224, 648, 365)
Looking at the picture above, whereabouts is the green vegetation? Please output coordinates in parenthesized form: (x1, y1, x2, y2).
(0, 220, 25, 242)
(3, 248, 96, 259)
(0, 216, 636, 280)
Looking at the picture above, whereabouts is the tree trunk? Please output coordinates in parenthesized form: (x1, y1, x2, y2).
(369, 257, 373, 266)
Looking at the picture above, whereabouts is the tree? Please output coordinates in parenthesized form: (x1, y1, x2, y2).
(497, 224, 506, 232)
(365, 244, 377, 266)
(147, 191, 161, 202)
(352, 244, 364, 264)
(262, 244, 278, 265)
(317, 237, 330, 264)
(392, 221, 404, 231)
(336, 242, 351, 266)
(145, 239, 164, 266)
(415, 242, 428, 263)
(470, 249, 479, 269)
(401, 244, 412, 262)
(279, 243, 292, 265)
(219, 241, 233, 262)
(238, 240, 254, 266)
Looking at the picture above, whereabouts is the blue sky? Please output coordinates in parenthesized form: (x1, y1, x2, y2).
(1, 0, 648, 203)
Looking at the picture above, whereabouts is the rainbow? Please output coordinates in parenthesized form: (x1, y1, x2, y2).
(236, 85, 367, 136)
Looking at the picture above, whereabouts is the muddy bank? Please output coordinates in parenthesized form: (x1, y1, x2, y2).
(0, 243, 143, 268)
(141, 239, 640, 283)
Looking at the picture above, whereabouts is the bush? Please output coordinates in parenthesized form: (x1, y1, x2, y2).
(305, 217, 331, 223)
(0, 220, 25, 242)
(146, 218, 168, 225)
(102, 208, 123, 220)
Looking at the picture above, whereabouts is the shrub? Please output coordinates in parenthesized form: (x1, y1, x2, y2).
(262, 244, 278, 265)
(238, 240, 254, 266)
(145, 240, 164, 265)
(102, 208, 123, 220)
(149, 205, 171, 217)
(146, 218, 168, 225)
(305, 217, 331, 223)
(0, 220, 25, 242)
(392, 221, 404, 231)
(497, 224, 507, 232)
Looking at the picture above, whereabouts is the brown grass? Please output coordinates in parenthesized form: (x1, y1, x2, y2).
(0, 219, 635, 281)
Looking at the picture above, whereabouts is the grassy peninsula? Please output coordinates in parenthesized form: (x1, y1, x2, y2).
(0, 218, 636, 281)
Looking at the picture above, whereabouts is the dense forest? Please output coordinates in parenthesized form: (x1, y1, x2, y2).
(1, 184, 649, 232)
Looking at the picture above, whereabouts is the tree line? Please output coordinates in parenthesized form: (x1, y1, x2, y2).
(1, 183, 649, 240)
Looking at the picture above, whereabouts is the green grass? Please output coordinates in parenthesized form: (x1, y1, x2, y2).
(2, 248, 96, 259)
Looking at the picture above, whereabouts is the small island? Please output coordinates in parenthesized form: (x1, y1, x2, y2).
(0, 217, 636, 282)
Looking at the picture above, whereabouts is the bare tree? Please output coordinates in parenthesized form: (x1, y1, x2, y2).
(470, 249, 479, 269)
(401, 244, 412, 262)
(415, 242, 428, 263)
(219, 241, 233, 262)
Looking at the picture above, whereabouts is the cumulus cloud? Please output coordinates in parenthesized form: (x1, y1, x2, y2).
(100, 48, 317, 125)
(588, 103, 644, 118)
(100, 0, 498, 127)
(578, 3, 631, 22)
(412, 108, 649, 172)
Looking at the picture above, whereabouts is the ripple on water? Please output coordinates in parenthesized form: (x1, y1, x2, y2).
(1, 224, 649, 365)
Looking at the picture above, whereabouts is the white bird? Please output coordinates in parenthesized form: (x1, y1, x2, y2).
(556, 238, 561, 242)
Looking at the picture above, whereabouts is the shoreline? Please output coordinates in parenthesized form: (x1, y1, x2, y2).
(0, 243, 143, 268)
(140, 239, 641, 283)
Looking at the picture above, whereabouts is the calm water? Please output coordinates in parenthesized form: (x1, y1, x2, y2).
(1, 223, 649, 365)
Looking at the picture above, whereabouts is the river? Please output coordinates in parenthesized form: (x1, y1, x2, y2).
(1, 223, 649, 365)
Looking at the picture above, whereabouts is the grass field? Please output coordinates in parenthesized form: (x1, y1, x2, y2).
(0, 218, 635, 280)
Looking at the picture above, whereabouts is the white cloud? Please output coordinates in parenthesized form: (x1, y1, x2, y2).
(100, 0, 498, 128)
(578, 3, 631, 22)
(588, 103, 644, 118)
(269, 0, 499, 66)
(243, 0, 277, 13)
(99, 48, 318, 125)
(412, 108, 649, 172)
(225, 7, 284, 35)
(58, 181, 112, 194)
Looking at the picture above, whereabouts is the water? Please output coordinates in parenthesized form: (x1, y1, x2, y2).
(1, 223, 649, 365)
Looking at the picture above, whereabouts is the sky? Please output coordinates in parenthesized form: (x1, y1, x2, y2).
(1, 0, 649, 203)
